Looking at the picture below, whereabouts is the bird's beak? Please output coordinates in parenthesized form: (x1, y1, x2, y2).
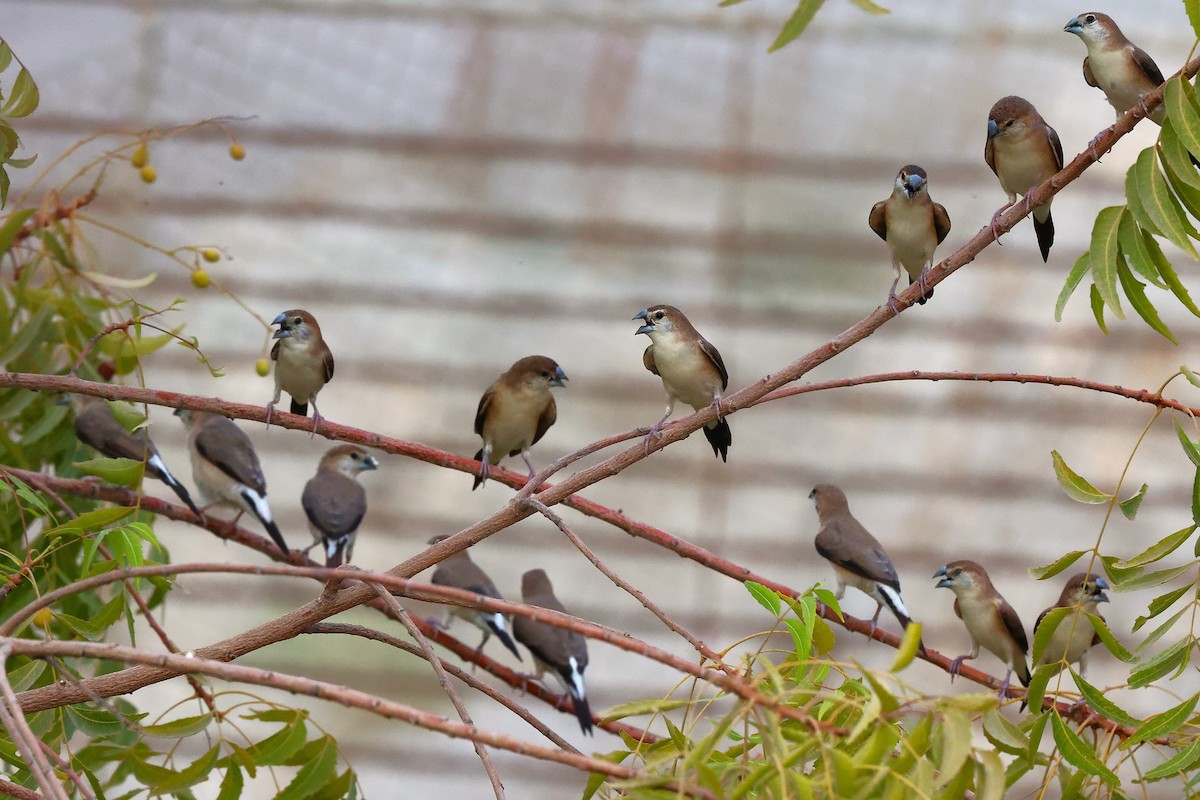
(1064, 17, 1081, 33)
(271, 313, 290, 339)
(633, 309, 654, 335)
(172, 408, 186, 419)
(272, 312, 287, 325)
(362, 455, 379, 471)
(987, 119, 999, 140)
(272, 328, 291, 340)
(1093, 576, 1110, 602)
(55, 393, 71, 407)
(933, 566, 952, 588)
(550, 366, 568, 388)
(905, 173, 924, 196)
(633, 309, 649, 320)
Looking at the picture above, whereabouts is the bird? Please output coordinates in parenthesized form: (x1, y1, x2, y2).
(471, 355, 567, 490)
(985, 96, 1064, 262)
(868, 165, 952, 312)
(634, 305, 731, 461)
(301, 444, 378, 568)
(1065, 12, 1166, 126)
(426, 535, 522, 661)
(174, 409, 289, 555)
(809, 484, 922, 646)
(268, 310, 334, 430)
(1033, 572, 1110, 676)
(66, 395, 202, 517)
(933, 560, 1031, 693)
(511, 568, 593, 735)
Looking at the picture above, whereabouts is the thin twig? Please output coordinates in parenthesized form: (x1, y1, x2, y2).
(8, 190, 97, 247)
(0, 779, 39, 800)
(36, 739, 96, 800)
(0, 643, 69, 800)
(370, 585, 506, 800)
(523, 497, 735, 677)
(306, 622, 581, 754)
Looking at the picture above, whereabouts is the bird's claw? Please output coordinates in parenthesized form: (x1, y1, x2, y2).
(948, 655, 969, 681)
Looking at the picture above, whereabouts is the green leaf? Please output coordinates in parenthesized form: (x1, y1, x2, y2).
(784, 616, 813, 663)
(1136, 606, 1188, 651)
(1165, 77, 1200, 157)
(1176, 420, 1200, 467)
(1056, 252, 1092, 321)
(1089, 614, 1132, 662)
(1193, 467, 1200, 526)
(744, 580, 781, 616)
(215, 765, 243, 800)
(1126, 159, 1164, 236)
(1029, 549, 1086, 581)
(1142, 735, 1200, 780)
(74, 457, 145, 487)
(1132, 147, 1199, 258)
(243, 720, 308, 766)
(1187, 0, 1200, 41)
(982, 709, 1027, 755)
(1122, 693, 1197, 748)
(65, 705, 127, 739)
(1159, 127, 1200, 221)
(6, 659, 46, 692)
(847, 0, 889, 12)
(1118, 209, 1167, 288)
(140, 713, 213, 739)
(1136, 583, 1193, 631)
(308, 770, 356, 800)
(56, 594, 124, 641)
(889, 621, 922, 672)
(1070, 669, 1138, 726)
(1129, 638, 1192, 688)
(1088, 206, 1125, 317)
(1152, 238, 1200, 317)
(0, 208, 34, 257)
(767, 0, 827, 52)
(1024, 665, 1054, 712)
(936, 708, 972, 791)
(1088, 284, 1108, 333)
(151, 744, 220, 796)
(813, 586, 842, 620)
(1114, 525, 1196, 568)
(1118, 257, 1175, 341)
(1050, 451, 1110, 504)
(0, 303, 54, 367)
(1050, 712, 1118, 786)
(43, 505, 134, 540)
(1118, 483, 1148, 520)
(277, 740, 338, 800)
(1114, 562, 1193, 593)
(602, 698, 692, 721)
(1032, 607, 1072, 665)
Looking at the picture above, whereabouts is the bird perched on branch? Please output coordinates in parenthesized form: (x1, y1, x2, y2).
(1034, 572, 1110, 676)
(68, 395, 201, 517)
(427, 535, 521, 661)
(175, 409, 289, 556)
(1065, 12, 1166, 125)
(269, 309, 334, 430)
(471, 355, 567, 489)
(512, 569, 593, 735)
(985, 96, 1063, 262)
(809, 484, 923, 649)
(302, 445, 378, 567)
(634, 305, 731, 461)
(934, 560, 1031, 693)
(869, 165, 951, 312)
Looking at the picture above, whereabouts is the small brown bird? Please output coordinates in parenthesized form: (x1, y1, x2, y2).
(868, 165, 952, 311)
(69, 395, 201, 517)
(175, 409, 289, 556)
(634, 305, 731, 461)
(1065, 13, 1166, 125)
(512, 569, 593, 735)
(269, 310, 334, 428)
(934, 560, 1031, 692)
(809, 484, 921, 645)
(471, 355, 567, 490)
(985, 96, 1064, 262)
(1034, 572, 1109, 676)
(427, 535, 521, 661)
(301, 445, 378, 567)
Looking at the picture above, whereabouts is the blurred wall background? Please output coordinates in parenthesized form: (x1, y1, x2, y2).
(7, 0, 1199, 796)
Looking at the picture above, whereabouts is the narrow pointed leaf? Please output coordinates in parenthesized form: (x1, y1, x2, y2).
(889, 621, 922, 672)
(1142, 735, 1200, 780)
(1070, 669, 1138, 726)
(1118, 209, 1167, 287)
(767, 0, 826, 52)
(1114, 525, 1195, 568)
(1133, 148, 1199, 258)
(1165, 77, 1200, 157)
(1089, 284, 1108, 332)
(1175, 420, 1200, 467)
(1122, 693, 1197, 748)
(1153, 239, 1200, 317)
(1029, 549, 1086, 581)
(1129, 638, 1191, 687)
(1089, 206, 1124, 316)
(1050, 712, 1118, 786)
(1050, 451, 1110, 504)
(1118, 257, 1174, 340)
(1118, 482, 1148, 519)
(745, 580, 780, 616)
(1056, 252, 1092, 321)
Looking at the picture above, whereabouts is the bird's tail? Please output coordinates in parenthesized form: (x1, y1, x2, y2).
(149, 455, 202, 517)
(325, 535, 350, 568)
(703, 419, 732, 463)
(472, 448, 486, 490)
(290, 399, 308, 416)
(556, 658, 593, 735)
(877, 584, 928, 655)
(1033, 208, 1054, 262)
(487, 613, 522, 661)
(1016, 658, 1032, 688)
(241, 488, 289, 555)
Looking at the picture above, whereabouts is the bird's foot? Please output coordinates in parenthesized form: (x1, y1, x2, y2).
(997, 669, 1014, 697)
(916, 269, 930, 303)
(264, 403, 276, 429)
(989, 203, 1013, 242)
(309, 410, 324, 440)
(948, 655, 972, 681)
(710, 396, 724, 422)
(424, 616, 446, 630)
(1138, 97, 1152, 117)
(1088, 133, 1103, 162)
(643, 423, 664, 455)
(477, 461, 490, 487)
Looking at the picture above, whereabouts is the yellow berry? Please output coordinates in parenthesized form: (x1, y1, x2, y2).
(229, 143, 246, 161)
(191, 269, 211, 289)
(130, 144, 149, 168)
(255, 358, 270, 377)
(139, 165, 157, 183)
(33, 608, 52, 629)
(202, 248, 220, 263)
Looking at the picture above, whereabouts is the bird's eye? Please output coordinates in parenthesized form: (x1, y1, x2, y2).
(1005, 120, 1014, 128)
(541, 371, 551, 379)
(351, 451, 360, 460)
(1085, 14, 1095, 23)
(293, 317, 302, 325)
(653, 311, 664, 320)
